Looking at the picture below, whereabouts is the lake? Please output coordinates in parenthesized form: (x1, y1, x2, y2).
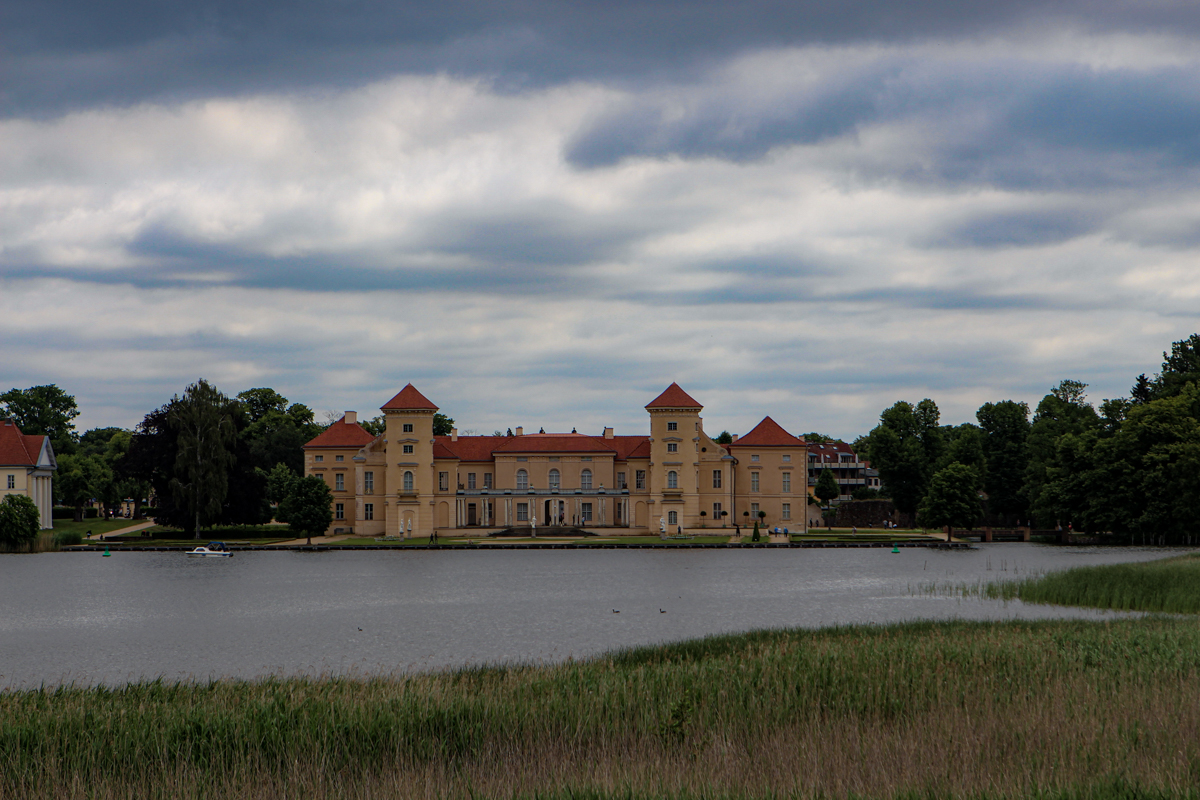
(0, 544, 1187, 688)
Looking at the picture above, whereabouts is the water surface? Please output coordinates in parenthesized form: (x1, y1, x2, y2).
(0, 544, 1186, 687)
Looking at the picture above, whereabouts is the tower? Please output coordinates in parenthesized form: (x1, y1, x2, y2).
(645, 383, 704, 530)
(381, 384, 438, 538)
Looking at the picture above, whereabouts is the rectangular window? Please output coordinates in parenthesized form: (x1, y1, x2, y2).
(364, 471, 374, 494)
(5, 475, 13, 489)
(667, 422, 677, 431)
(783, 454, 791, 462)
(403, 444, 414, 454)
(439, 472, 449, 491)
(667, 443, 678, 453)
(335, 455, 344, 462)
(751, 502, 759, 516)
(335, 473, 345, 491)
(668, 510, 678, 525)
(467, 473, 476, 489)
(484, 473, 493, 489)
(782, 473, 791, 492)
(751, 454, 760, 462)
(403, 423, 413, 433)
(517, 503, 529, 521)
(364, 503, 374, 521)
(635, 470, 646, 490)
(712, 469, 722, 489)
(581, 502, 593, 522)
(751, 473, 760, 492)
(335, 503, 345, 520)
(314, 455, 324, 462)
(617, 471, 626, 488)
(713, 502, 722, 519)
(782, 503, 791, 520)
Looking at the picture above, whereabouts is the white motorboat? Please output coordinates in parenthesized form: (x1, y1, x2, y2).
(187, 541, 234, 557)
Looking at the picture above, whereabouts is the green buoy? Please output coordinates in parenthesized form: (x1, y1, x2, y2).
(103, 546, 111, 557)
(891, 543, 900, 553)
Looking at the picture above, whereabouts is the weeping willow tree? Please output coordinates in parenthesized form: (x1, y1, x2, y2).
(169, 380, 236, 539)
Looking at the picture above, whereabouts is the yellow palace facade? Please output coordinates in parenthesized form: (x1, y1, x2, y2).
(303, 383, 809, 537)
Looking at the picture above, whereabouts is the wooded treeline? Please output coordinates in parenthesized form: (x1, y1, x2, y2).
(858, 333, 1200, 539)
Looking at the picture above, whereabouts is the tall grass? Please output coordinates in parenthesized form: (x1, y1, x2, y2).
(5, 618, 1200, 798)
(978, 553, 1200, 613)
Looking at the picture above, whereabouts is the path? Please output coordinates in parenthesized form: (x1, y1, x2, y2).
(87, 521, 155, 541)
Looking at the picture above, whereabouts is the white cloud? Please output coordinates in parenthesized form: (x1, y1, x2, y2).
(3, 37, 1200, 438)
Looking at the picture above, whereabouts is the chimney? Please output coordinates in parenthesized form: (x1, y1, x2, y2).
(603, 427, 614, 439)
(515, 426, 524, 436)
(731, 433, 739, 443)
(451, 427, 458, 442)
(344, 411, 357, 424)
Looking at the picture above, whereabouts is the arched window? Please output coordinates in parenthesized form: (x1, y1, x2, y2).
(668, 510, 678, 525)
(403, 471, 414, 492)
(580, 469, 592, 491)
(548, 469, 560, 490)
(516, 469, 528, 491)
(667, 470, 678, 489)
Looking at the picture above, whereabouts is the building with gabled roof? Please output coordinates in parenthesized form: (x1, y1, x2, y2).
(1, 417, 57, 529)
(303, 385, 809, 538)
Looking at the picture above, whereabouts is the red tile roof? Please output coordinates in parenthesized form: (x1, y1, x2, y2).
(645, 383, 703, 410)
(732, 416, 806, 448)
(304, 416, 378, 448)
(491, 433, 617, 454)
(0, 419, 44, 466)
(809, 441, 864, 465)
(609, 435, 651, 460)
(434, 436, 499, 462)
(381, 384, 438, 411)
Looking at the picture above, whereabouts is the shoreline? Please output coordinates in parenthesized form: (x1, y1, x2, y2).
(61, 539, 971, 551)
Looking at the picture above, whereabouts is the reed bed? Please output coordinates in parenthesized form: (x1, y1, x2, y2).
(974, 553, 1200, 614)
(5, 618, 1200, 799)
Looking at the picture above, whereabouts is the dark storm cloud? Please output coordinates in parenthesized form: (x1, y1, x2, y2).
(7, 0, 1200, 117)
(568, 60, 1200, 188)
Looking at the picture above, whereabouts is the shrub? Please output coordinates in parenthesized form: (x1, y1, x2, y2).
(84, 507, 99, 519)
(52, 530, 83, 547)
(0, 495, 41, 549)
(52, 506, 75, 519)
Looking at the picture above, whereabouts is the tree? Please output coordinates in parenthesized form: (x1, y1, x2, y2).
(433, 413, 455, 436)
(361, 415, 386, 437)
(715, 431, 733, 445)
(0, 494, 41, 550)
(54, 453, 111, 522)
(751, 520, 760, 542)
(0, 385, 80, 454)
(864, 399, 945, 518)
(1152, 333, 1200, 400)
(1023, 381, 1100, 528)
(801, 432, 838, 444)
(169, 380, 237, 538)
(917, 463, 981, 536)
(279, 475, 333, 545)
(237, 391, 323, 477)
(814, 468, 840, 506)
(976, 400, 1030, 525)
(236, 388, 290, 424)
(264, 462, 299, 506)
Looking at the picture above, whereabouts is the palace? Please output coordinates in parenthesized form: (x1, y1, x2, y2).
(302, 383, 809, 537)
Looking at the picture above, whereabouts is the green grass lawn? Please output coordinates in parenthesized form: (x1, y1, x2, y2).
(581, 535, 731, 544)
(51, 518, 142, 538)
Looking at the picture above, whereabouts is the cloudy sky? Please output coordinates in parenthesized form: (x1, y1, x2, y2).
(4, 0, 1200, 439)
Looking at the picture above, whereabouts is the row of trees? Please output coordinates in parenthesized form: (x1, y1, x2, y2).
(2, 381, 330, 533)
(857, 334, 1200, 538)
